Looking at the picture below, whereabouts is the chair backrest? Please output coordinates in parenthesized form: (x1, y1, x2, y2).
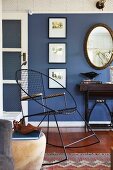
(15, 69, 45, 100)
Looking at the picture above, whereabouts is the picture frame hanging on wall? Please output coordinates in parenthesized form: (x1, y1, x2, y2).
(49, 43, 66, 63)
(49, 68, 66, 88)
(48, 17, 67, 38)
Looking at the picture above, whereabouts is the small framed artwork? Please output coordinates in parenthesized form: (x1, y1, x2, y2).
(48, 17, 67, 38)
(49, 68, 66, 88)
(49, 43, 66, 63)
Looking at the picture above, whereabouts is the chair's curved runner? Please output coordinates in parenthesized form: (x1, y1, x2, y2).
(15, 69, 100, 166)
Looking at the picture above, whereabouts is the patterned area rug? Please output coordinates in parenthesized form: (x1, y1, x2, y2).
(42, 153, 111, 170)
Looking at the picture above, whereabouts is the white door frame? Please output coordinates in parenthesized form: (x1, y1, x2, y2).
(2, 12, 28, 122)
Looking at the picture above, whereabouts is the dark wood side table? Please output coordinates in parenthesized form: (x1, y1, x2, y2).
(79, 83, 113, 128)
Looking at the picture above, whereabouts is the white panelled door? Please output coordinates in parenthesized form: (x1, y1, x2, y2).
(2, 13, 28, 121)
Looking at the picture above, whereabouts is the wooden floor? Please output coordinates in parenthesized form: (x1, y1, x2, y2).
(42, 128, 113, 154)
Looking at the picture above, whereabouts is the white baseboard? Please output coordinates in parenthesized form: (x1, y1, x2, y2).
(29, 121, 111, 127)
(89, 121, 111, 124)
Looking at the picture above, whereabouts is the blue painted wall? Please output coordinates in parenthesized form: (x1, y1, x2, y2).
(28, 14, 113, 122)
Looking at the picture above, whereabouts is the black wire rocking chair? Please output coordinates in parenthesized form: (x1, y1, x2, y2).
(15, 69, 100, 166)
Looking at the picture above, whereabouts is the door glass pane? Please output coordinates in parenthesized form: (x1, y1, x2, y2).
(3, 84, 21, 111)
(3, 52, 21, 80)
(2, 20, 21, 48)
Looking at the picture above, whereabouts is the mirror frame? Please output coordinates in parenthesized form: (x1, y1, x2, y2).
(84, 23, 113, 70)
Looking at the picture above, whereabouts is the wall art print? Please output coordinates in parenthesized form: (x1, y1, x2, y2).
(49, 68, 66, 88)
(49, 18, 67, 38)
(49, 43, 66, 63)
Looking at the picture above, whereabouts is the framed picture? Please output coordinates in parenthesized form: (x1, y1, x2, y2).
(48, 18, 67, 38)
(49, 43, 66, 63)
(49, 68, 66, 88)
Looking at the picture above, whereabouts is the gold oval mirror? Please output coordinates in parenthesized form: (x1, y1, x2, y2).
(84, 23, 113, 70)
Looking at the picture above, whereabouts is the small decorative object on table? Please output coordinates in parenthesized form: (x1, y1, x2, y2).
(80, 71, 100, 80)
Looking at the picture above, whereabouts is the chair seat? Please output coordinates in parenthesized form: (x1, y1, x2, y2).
(23, 107, 77, 119)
